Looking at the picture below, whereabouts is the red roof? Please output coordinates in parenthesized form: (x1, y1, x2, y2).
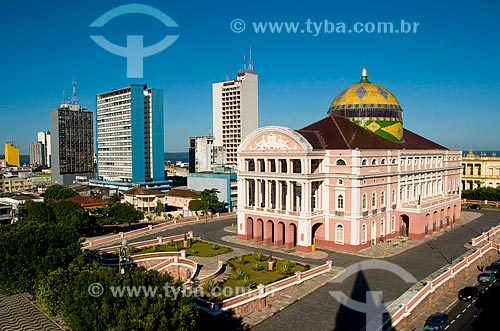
(66, 195, 109, 208)
(296, 116, 447, 150)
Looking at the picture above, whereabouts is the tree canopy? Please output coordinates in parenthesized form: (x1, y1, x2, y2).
(36, 257, 199, 330)
(0, 218, 81, 294)
(462, 186, 500, 201)
(43, 184, 77, 204)
(188, 199, 208, 215)
(108, 202, 144, 226)
(200, 188, 221, 209)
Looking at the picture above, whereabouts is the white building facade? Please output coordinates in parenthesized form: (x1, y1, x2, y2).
(212, 70, 258, 167)
(96, 84, 164, 183)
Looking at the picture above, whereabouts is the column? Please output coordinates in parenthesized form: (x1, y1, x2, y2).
(301, 181, 311, 215)
(265, 180, 271, 209)
(276, 181, 282, 210)
(286, 181, 292, 212)
(256, 179, 261, 208)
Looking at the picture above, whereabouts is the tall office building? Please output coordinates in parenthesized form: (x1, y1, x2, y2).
(4, 142, 20, 167)
(212, 56, 258, 167)
(29, 141, 45, 166)
(50, 81, 94, 185)
(96, 84, 164, 183)
(37, 131, 51, 167)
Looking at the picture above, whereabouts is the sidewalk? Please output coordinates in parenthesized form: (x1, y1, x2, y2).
(221, 226, 329, 260)
(241, 267, 344, 328)
(341, 211, 482, 258)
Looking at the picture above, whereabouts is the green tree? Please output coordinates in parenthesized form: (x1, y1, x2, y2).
(200, 188, 221, 209)
(188, 199, 208, 216)
(53, 200, 88, 228)
(43, 184, 76, 204)
(108, 202, 144, 227)
(38, 258, 199, 330)
(0, 221, 81, 295)
(20, 200, 55, 223)
(153, 200, 164, 214)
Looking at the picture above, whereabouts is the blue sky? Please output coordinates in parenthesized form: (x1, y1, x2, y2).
(1, 0, 499, 153)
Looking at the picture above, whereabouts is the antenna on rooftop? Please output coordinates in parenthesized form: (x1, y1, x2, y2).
(71, 79, 79, 104)
(247, 45, 254, 73)
(62, 88, 67, 104)
(243, 54, 247, 72)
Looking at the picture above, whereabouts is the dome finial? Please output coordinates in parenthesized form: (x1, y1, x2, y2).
(360, 64, 368, 82)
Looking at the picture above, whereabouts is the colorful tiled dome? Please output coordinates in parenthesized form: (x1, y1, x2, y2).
(328, 66, 404, 142)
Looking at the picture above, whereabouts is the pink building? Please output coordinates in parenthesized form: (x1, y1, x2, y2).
(236, 67, 462, 252)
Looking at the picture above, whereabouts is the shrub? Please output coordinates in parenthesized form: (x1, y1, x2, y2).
(235, 256, 248, 265)
(201, 279, 218, 293)
(277, 259, 294, 275)
(230, 269, 249, 280)
(251, 262, 264, 271)
(254, 252, 266, 262)
(239, 276, 257, 288)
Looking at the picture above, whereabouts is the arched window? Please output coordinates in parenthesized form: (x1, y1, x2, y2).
(371, 159, 378, 165)
(392, 158, 397, 164)
(391, 216, 396, 233)
(338, 179, 344, 185)
(392, 189, 396, 204)
(336, 159, 346, 166)
(361, 224, 367, 244)
(372, 192, 376, 208)
(337, 195, 344, 209)
(362, 159, 368, 166)
(380, 219, 385, 236)
(362, 194, 367, 210)
(381, 191, 385, 206)
(336, 224, 344, 244)
(381, 158, 386, 165)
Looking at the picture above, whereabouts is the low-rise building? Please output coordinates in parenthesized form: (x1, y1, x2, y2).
(462, 149, 500, 189)
(0, 196, 43, 222)
(2, 177, 33, 194)
(165, 188, 201, 210)
(123, 187, 166, 213)
(0, 203, 13, 224)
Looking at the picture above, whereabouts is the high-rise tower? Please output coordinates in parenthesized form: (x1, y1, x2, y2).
(50, 81, 94, 184)
(96, 84, 164, 183)
(212, 51, 258, 167)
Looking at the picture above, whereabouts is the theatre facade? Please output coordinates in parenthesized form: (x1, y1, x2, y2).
(236, 67, 462, 252)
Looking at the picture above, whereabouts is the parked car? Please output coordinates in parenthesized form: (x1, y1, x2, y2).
(458, 286, 479, 301)
(466, 204, 481, 210)
(485, 262, 500, 275)
(478, 270, 496, 284)
(424, 313, 448, 330)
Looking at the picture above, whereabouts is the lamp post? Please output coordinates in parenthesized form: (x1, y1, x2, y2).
(118, 238, 129, 274)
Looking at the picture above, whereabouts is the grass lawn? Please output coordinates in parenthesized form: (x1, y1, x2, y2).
(133, 239, 232, 257)
(204, 253, 307, 300)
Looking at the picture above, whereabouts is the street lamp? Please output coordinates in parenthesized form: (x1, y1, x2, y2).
(118, 238, 129, 274)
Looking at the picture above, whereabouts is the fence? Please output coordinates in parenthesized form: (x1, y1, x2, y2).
(195, 260, 333, 317)
(82, 212, 235, 248)
(376, 224, 500, 330)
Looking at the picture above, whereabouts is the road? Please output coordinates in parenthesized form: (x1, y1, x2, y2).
(128, 210, 500, 331)
(444, 281, 499, 331)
